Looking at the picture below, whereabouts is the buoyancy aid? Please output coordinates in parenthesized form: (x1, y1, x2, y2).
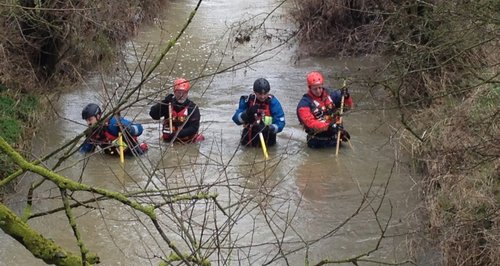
(162, 105, 195, 142)
(297, 91, 343, 138)
(308, 93, 337, 124)
(88, 121, 139, 155)
(304, 93, 349, 145)
(247, 94, 273, 126)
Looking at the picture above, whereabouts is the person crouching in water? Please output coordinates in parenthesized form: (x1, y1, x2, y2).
(232, 78, 285, 147)
(296, 71, 353, 149)
(80, 103, 148, 155)
(149, 78, 203, 143)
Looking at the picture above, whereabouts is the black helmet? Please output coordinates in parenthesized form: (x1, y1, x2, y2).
(82, 103, 102, 120)
(253, 78, 270, 94)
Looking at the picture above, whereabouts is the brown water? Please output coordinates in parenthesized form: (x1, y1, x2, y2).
(0, 0, 417, 265)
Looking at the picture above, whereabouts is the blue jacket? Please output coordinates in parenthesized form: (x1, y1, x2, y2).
(232, 94, 285, 133)
(80, 116, 143, 153)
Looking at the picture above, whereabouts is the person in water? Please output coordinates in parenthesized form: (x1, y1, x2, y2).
(80, 103, 148, 155)
(149, 78, 204, 143)
(296, 71, 353, 149)
(232, 78, 285, 147)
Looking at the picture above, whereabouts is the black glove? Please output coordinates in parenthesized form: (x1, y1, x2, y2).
(241, 105, 259, 124)
(328, 123, 343, 135)
(341, 129, 351, 141)
(165, 94, 174, 103)
(331, 123, 343, 130)
(248, 122, 265, 132)
(257, 122, 267, 132)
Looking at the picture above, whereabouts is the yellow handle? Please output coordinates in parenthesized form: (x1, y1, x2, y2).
(118, 132, 125, 164)
(259, 132, 269, 160)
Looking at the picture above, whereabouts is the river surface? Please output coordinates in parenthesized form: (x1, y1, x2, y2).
(0, 0, 418, 265)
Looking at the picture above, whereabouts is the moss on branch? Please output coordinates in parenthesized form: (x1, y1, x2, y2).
(0, 202, 99, 265)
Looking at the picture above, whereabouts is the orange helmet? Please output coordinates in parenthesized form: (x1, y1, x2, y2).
(174, 78, 190, 92)
(306, 71, 324, 87)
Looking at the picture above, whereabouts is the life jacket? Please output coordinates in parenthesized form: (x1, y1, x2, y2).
(246, 94, 273, 126)
(304, 91, 339, 127)
(162, 105, 196, 142)
(302, 92, 351, 146)
(90, 121, 138, 155)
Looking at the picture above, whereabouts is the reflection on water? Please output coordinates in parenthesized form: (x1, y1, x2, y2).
(0, 0, 417, 265)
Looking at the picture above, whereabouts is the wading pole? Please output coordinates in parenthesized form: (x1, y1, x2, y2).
(168, 102, 173, 134)
(335, 81, 347, 157)
(259, 132, 269, 160)
(168, 102, 174, 147)
(118, 132, 125, 164)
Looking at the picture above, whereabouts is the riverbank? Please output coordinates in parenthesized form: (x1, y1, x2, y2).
(0, 87, 39, 199)
(291, 0, 499, 265)
(1, 0, 497, 264)
(0, 1, 167, 193)
(1, 0, 167, 91)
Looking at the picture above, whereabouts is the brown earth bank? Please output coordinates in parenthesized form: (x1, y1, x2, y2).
(291, 0, 499, 265)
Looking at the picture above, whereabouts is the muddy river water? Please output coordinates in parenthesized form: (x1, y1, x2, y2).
(0, 0, 418, 265)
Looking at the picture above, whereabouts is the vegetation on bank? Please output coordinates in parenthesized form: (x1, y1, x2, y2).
(0, 0, 497, 265)
(0, 85, 39, 198)
(1, 0, 166, 91)
(291, 0, 499, 265)
(0, 1, 166, 190)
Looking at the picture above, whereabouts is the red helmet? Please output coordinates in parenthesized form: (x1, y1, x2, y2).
(174, 78, 190, 92)
(306, 71, 324, 87)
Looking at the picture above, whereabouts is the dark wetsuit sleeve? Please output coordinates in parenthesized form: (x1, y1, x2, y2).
(149, 95, 173, 120)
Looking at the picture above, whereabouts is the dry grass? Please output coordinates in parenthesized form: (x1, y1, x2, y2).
(290, 0, 397, 56)
(408, 85, 499, 265)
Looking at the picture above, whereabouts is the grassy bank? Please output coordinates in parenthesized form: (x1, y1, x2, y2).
(0, 85, 39, 199)
(291, 0, 499, 265)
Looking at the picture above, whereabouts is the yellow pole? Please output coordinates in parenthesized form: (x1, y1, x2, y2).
(258, 132, 269, 160)
(118, 132, 125, 164)
(335, 80, 347, 157)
